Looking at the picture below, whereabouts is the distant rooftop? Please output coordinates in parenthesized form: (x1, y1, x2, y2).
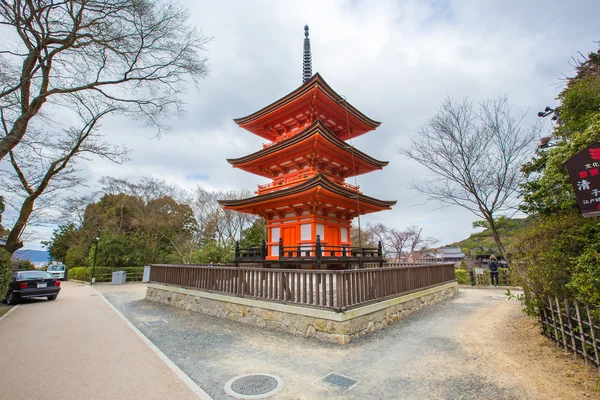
(438, 247, 465, 258)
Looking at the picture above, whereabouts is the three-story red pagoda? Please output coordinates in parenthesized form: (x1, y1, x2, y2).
(220, 26, 396, 268)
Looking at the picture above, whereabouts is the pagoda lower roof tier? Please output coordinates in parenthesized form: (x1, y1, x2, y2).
(233, 73, 380, 143)
(219, 174, 396, 219)
(227, 120, 388, 179)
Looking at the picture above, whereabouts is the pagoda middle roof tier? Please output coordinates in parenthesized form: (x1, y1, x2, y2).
(227, 120, 388, 179)
(233, 73, 380, 143)
(219, 173, 396, 218)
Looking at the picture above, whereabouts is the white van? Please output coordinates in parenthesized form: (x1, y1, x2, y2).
(47, 263, 66, 280)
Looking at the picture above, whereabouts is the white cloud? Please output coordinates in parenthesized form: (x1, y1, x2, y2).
(11, 0, 600, 249)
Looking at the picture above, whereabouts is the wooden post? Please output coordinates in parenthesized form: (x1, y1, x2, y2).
(261, 239, 266, 259)
(541, 304, 550, 336)
(378, 241, 383, 268)
(574, 302, 589, 364)
(548, 296, 559, 347)
(316, 234, 322, 269)
(235, 241, 240, 267)
(555, 297, 568, 349)
(278, 237, 283, 260)
(335, 272, 341, 311)
(278, 271, 283, 300)
(565, 300, 577, 356)
(586, 305, 600, 367)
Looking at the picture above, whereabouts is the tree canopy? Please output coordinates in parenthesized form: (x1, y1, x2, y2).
(515, 47, 600, 308)
(44, 177, 256, 268)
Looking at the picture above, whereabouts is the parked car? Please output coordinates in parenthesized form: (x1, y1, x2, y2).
(3, 271, 61, 305)
(47, 264, 66, 280)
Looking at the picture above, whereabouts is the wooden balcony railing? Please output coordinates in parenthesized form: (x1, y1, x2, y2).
(235, 240, 268, 261)
(278, 235, 382, 263)
(149, 263, 456, 312)
(256, 172, 360, 195)
(234, 235, 383, 265)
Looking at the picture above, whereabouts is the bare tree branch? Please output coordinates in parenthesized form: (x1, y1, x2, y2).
(1, 100, 128, 252)
(0, 0, 210, 161)
(399, 96, 538, 261)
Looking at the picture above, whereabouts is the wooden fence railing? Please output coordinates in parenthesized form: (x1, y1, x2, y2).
(149, 263, 456, 312)
(540, 296, 600, 367)
(473, 268, 513, 286)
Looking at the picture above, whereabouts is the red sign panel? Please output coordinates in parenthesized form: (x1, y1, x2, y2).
(565, 142, 600, 218)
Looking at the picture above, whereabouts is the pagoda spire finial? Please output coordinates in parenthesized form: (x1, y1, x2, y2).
(303, 25, 312, 83)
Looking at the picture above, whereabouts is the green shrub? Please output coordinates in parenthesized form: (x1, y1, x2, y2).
(68, 266, 145, 282)
(455, 269, 470, 284)
(568, 250, 600, 306)
(68, 267, 90, 281)
(0, 248, 12, 300)
(13, 258, 35, 271)
(65, 246, 89, 269)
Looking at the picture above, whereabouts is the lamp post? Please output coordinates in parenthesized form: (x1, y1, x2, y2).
(537, 106, 561, 149)
(90, 230, 101, 285)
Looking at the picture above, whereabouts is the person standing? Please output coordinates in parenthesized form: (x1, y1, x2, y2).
(489, 255, 500, 287)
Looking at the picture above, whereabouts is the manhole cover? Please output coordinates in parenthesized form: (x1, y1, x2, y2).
(314, 372, 359, 392)
(145, 319, 167, 326)
(224, 374, 284, 399)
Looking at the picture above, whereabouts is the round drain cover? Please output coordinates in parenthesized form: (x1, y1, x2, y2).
(224, 373, 284, 399)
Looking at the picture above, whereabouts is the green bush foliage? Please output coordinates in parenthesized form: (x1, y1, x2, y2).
(511, 213, 591, 301)
(0, 248, 12, 300)
(567, 250, 600, 306)
(514, 47, 600, 311)
(68, 266, 145, 282)
(13, 258, 35, 271)
(455, 269, 470, 285)
(68, 267, 91, 281)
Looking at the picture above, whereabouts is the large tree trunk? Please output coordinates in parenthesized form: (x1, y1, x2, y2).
(485, 214, 508, 265)
(0, 113, 35, 162)
(5, 196, 35, 253)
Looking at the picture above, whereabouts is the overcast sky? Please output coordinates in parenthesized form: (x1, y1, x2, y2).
(10, 0, 600, 250)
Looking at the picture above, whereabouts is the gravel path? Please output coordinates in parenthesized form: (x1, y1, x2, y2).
(98, 284, 559, 400)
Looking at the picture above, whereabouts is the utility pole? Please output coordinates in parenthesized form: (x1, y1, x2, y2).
(90, 230, 101, 285)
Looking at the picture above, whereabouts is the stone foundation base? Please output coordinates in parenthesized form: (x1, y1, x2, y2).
(146, 282, 458, 344)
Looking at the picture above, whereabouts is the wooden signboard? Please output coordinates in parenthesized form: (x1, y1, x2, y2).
(565, 142, 600, 218)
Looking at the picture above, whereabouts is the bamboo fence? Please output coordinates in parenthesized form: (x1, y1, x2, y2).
(539, 296, 600, 368)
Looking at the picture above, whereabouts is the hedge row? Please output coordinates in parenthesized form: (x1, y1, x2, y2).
(68, 266, 145, 282)
(455, 269, 470, 284)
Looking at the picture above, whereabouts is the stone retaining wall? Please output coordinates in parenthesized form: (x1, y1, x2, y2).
(146, 282, 458, 344)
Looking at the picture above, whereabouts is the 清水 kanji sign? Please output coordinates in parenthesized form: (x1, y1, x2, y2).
(565, 142, 600, 218)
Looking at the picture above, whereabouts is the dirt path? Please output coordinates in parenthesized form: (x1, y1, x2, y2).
(460, 288, 599, 399)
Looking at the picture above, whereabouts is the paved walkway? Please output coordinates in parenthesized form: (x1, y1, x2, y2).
(0, 282, 199, 400)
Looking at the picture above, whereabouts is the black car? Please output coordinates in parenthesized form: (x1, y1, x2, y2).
(4, 270, 61, 305)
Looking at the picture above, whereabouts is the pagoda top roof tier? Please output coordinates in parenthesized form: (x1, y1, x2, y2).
(219, 173, 396, 218)
(227, 120, 388, 179)
(233, 73, 380, 143)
